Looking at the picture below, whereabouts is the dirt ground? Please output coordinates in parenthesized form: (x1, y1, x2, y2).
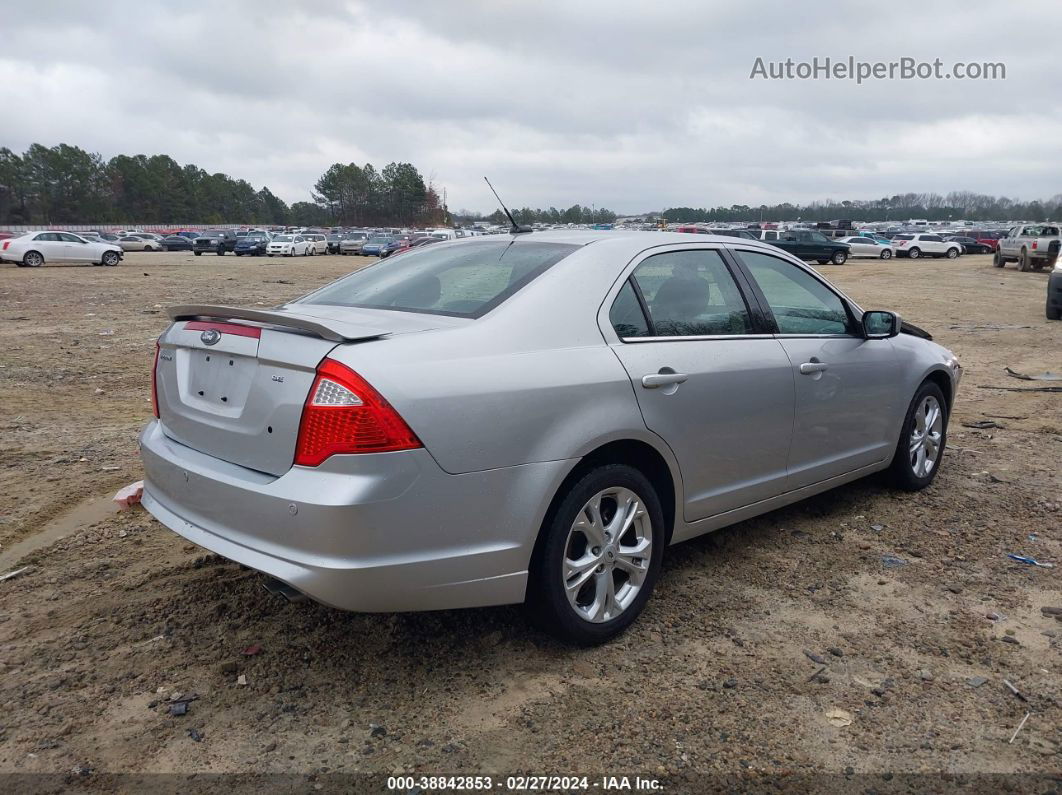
(0, 248, 1059, 790)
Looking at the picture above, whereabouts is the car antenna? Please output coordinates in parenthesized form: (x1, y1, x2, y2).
(484, 177, 533, 234)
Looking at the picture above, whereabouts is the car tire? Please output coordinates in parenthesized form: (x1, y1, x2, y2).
(194, 251, 202, 256)
(526, 463, 665, 646)
(993, 249, 1005, 268)
(907, 247, 921, 259)
(831, 250, 848, 265)
(22, 251, 44, 267)
(1018, 250, 1032, 272)
(880, 249, 892, 260)
(101, 251, 120, 267)
(889, 381, 948, 492)
(217, 248, 225, 256)
(1047, 297, 1061, 321)
(946, 247, 959, 259)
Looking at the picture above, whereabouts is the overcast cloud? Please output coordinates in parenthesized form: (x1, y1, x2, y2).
(2, 0, 1058, 213)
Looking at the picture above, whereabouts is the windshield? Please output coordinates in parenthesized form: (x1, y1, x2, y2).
(299, 240, 579, 318)
(367, 237, 391, 244)
(243, 234, 268, 242)
(273, 235, 293, 242)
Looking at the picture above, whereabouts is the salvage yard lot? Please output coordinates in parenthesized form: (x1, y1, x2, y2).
(0, 250, 1059, 780)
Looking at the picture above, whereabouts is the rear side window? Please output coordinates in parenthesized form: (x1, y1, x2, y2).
(626, 249, 752, 337)
(609, 280, 651, 338)
(300, 240, 579, 318)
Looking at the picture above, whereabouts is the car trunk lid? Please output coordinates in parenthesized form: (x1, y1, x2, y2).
(155, 304, 450, 475)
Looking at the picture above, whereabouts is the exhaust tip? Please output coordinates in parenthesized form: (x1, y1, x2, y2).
(261, 575, 308, 603)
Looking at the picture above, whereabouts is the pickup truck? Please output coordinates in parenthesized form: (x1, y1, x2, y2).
(994, 223, 1061, 271)
(759, 229, 850, 265)
(191, 229, 240, 256)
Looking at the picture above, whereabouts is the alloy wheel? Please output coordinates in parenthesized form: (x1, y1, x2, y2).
(909, 395, 943, 478)
(563, 487, 652, 623)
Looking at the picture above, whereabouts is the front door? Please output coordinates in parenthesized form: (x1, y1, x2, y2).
(605, 246, 795, 521)
(732, 247, 904, 488)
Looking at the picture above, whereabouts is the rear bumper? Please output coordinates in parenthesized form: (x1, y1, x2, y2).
(139, 420, 571, 612)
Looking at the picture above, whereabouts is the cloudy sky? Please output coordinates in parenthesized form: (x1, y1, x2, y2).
(2, 0, 1058, 213)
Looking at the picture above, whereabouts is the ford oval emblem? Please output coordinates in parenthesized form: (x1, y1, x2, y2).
(200, 328, 221, 346)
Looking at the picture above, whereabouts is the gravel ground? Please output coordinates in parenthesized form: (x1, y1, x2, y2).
(0, 249, 1059, 790)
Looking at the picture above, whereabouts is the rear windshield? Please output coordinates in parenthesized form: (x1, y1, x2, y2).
(893, 234, 914, 240)
(299, 240, 580, 318)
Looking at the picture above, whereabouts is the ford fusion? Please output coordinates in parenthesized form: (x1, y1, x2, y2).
(141, 231, 961, 644)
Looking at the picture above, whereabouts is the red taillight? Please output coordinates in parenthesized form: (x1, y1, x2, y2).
(151, 341, 161, 419)
(1032, 241, 1038, 250)
(293, 358, 421, 466)
(1, 241, 9, 250)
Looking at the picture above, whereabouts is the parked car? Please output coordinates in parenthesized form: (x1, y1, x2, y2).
(994, 223, 1061, 271)
(176, 231, 201, 240)
(706, 229, 759, 240)
(339, 232, 369, 255)
(192, 230, 240, 256)
(837, 236, 894, 259)
(326, 233, 344, 254)
(162, 235, 195, 252)
(891, 234, 962, 260)
(141, 232, 961, 644)
(760, 229, 850, 265)
(945, 236, 994, 255)
(266, 234, 311, 257)
(234, 233, 271, 257)
(118, 235, 163, 252)
(380, 238, 413, 258)
(1048, 260, 1062, 320)
(1, 231, 123, 267)
(298, 233, 327, 255)
(360, 236, 394, 257)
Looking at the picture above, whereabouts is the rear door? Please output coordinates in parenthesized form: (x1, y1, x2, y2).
(604, 245, 795, 521)
(731, 247, 903, 488)
(32, 233, 68, 261)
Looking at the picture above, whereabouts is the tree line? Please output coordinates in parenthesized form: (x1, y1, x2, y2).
(663, 192, 1062, 224)
(454, 205, 619, 226)
(0, 143, 450, 227)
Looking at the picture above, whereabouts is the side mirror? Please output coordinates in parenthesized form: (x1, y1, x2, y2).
(862, 310, 900, 339)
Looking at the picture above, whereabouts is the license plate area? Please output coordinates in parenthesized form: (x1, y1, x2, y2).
(183, 348, 257, 414)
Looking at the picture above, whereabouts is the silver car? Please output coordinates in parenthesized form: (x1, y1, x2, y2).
(140, 232, 961, 644)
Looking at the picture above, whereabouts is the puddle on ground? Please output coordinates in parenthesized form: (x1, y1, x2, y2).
(0, 495, 117, 572)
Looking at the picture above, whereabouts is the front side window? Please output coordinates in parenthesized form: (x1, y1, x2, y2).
(625, 249, 752, 337)
(300, 240, 579, 318)
(736, 250, 852, 336)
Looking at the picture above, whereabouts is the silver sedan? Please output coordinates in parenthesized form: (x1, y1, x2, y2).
(140, 231, 961, 644)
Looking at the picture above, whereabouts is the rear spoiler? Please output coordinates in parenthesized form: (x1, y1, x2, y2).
(167, 304, 389, 343)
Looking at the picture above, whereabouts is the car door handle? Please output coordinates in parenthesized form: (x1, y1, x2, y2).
(799, 361, 829, 375)
(641, 372, 688, 388)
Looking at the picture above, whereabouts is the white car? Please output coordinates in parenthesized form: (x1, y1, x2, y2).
(118, 235, 163, 252)
(0, 231, 123, 267)
(838, 236, 895, 259)
(266, 235, 311, 257)
(301, 233, 328, 255)
(891, 233, 962, 260)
